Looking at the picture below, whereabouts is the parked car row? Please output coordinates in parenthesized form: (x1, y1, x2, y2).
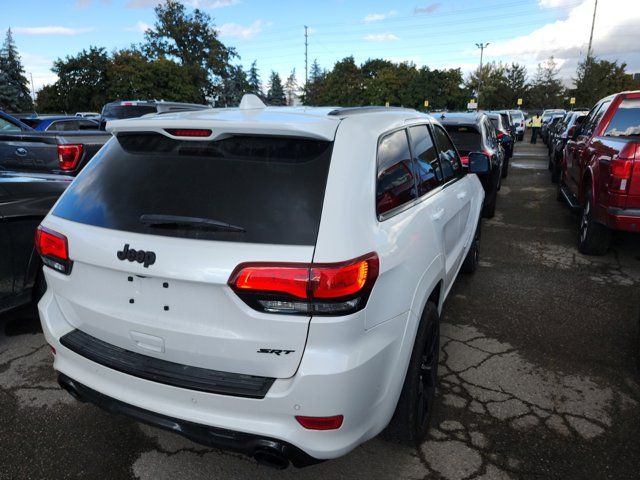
(551, 91, 640, 255)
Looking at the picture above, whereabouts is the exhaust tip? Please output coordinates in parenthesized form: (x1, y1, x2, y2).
(254, 448, 290, 470)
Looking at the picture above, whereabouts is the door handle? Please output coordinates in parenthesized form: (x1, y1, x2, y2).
(432, 208, 445, 221)
(456, 191, 467, 200)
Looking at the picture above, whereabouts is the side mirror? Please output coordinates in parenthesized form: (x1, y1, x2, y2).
(468, 152, 490, 174)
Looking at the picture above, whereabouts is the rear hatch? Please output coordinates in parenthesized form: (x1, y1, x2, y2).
(443, 124, 482, 163)
(46, 129, 335, 379)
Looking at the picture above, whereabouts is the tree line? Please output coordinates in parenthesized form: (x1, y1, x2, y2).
(0, 0, 638, 114)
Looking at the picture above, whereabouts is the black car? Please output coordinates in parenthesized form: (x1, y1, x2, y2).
(541, 113, 564, 145)
(439, 112, 503, 218)
(485, 112, 514, 173)
(99, 100, 211, 130)
(548, 111, 587, 183)
(0, 171, 71, 314)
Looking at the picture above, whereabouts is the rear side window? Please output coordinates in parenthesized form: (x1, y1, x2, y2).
(102, 105, 157, 119)
(53, 134, 333, 245)
(583, 101, 611, 137)
(432, 125, 462, 182)
(0, 118, 21, 131)
(408, 125, 442, 196)
(376, 129, 416, 216)
(604, 98, 640, 137)
(444, 125, 481, 156)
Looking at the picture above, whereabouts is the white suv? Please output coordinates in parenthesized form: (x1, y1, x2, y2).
(37, 95, 487, 468)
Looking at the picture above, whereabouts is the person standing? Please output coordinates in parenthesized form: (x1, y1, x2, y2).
(528, 113, 542, 144)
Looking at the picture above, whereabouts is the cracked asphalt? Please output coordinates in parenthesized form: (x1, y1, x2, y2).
(1, 141, 639, 479)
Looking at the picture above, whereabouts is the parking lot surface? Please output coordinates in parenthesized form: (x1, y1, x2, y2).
(1, 142, 639, 479)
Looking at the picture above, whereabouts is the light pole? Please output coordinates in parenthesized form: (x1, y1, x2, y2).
(586, 0, 598, 62)
(475, 43, 489, 109)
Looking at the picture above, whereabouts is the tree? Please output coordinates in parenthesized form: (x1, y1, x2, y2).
(466, 62, 510, 109)
(527, 57, 564, 110)
(316, 56, 364, 106)
(284, 68, 298, 106)
(0, 29, 33, 111)
(572, 57, 638, 108)
(143, 0, 236, 101)
(266, 71, 285, 105)
(247, 60, 262, 98)
(302, 59, 325, 105)
(218, 64, 250, 106)
(504, 63, 528, 108)
(49, 46, 110, 112)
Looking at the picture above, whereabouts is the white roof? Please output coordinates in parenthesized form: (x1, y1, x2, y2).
(106, 94, 434, 141)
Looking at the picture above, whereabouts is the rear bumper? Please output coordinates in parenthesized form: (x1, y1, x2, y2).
(39, 288, 411, 461)
(606, 207, 640, 232)
(57, 373, 319, 468)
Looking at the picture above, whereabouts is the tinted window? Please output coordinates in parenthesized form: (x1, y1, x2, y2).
(102, 105, 157, 119)
(0, 118, 21, 131)
(53, 134, 333, 245)
(444, 125, 481, 156)
(47, 120, 79, 131)
(604, 98, 640, 137)
(432, 125, 462, 182)
(408, 125, 442, 196)
(376, 129, 416, 216)
(583, 101, 611, 137)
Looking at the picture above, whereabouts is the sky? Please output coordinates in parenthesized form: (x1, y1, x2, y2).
(1, 0, 639, 94)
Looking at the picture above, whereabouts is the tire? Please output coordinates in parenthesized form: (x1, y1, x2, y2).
(384, 302, 440, 446)
(550, 152, 561, 184)
(461, 221, 481, 274)
(33, 269, 47, 304)
(518, 133, 524, 142)
(483, 191, 496, 218)
(578, 188, 610, 255)
(501, 158, 509, 179)
(556, 177, 565, 202)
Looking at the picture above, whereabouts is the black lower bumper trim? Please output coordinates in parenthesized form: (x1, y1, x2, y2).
(57, 373, 322, 468)
(60, 329, 274, 399)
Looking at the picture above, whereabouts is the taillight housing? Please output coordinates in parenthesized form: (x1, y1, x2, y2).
(609, 159, 633, 194)
(35, 226, 73, 274)
(165, 129, 212, 137)
(57, 144, 83, 171)
(496, 132, 504, 140)
(228, 253, 379, 315)
(296, 415, 344, 430)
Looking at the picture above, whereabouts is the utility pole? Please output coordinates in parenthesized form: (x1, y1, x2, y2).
(475, 43, 489, 109)
(29, 72, 35, 104)
(586, 0, 598, 62)
(304, 25, 309, 85)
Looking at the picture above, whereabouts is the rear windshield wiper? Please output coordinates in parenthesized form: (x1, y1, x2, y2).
(140, 214, 245, 233)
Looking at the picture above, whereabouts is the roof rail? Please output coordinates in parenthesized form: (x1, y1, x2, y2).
(327, 106, 416, 116)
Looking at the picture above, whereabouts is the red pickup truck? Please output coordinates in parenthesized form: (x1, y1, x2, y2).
(558, 90, 640, 255)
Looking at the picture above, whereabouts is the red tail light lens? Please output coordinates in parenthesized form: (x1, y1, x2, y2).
(35, 226, 73, 274)
(165, 129, 212, 137)
(609, 159, 633, 194)
(228, 253, 379, 315)
(296, 415, 343, 430)
(57, 144, 83, 171)
(460, 155, 469, 166)
(496, 132, 504, 140)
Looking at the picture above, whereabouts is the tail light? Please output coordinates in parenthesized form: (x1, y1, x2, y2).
(296, 415, 343, 430)
(496, 132, 504, 140)
(228, 253, 379, 315)
(165, 129, 212, 137)
(460, 155, 469, 166)
(57, 144, 83, 171)
(35, 226, 73, 274)
(609, 159, 633, 194)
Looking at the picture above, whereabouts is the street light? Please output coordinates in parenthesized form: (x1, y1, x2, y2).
(475, 43, 489, 109)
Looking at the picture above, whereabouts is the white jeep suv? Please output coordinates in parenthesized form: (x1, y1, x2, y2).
(37, 95, 487, 468)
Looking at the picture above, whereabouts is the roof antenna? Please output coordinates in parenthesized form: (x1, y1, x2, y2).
(239, 94, 267, 110)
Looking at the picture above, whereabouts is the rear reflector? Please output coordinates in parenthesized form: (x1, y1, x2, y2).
(295, 415, 343, 430)
(35, 226, 72, 274)
(610, 159, 633, 194)
(229, 253, 379, 315)
(57, 144, 83, 171)
(165, 129, 212, 137)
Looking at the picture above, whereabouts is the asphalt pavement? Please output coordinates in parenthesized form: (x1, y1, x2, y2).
(1, 140, 639, 479)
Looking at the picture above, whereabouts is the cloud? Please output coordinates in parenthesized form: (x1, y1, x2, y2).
(126, 0, 239, 7)
(538, 0, 576, 7)
(21, 52, 57, 93)
(364, 33, 400, 42)
(125, 21, 153, 33)
(486, 0, 640, 79)
(218, 20, 264, 40)
(13, 26, 94, 35)
(363, 10, 398, 23)
(414, 3, 441, 14)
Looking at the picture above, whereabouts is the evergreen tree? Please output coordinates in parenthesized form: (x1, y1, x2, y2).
(218, 64, 249, 106)
(0, 28, 33, 111)
(247, 60, 262, 98)
(527, 57, 565, 110)
(266, 71, 285, 106)
(465, 62, 509, 109)
(316, 56, 364, 106)
(302, 59, 325, 105)
(284, 68, 298, 106)
(571, 57, 638, 108)
(504, 63, 528, 108)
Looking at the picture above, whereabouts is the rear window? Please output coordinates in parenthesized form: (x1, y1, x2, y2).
(604, 99, 640, 137)
(52, 133, 333, 245)
(444, 125, 481, 155)
(102, 105, 157, 119)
